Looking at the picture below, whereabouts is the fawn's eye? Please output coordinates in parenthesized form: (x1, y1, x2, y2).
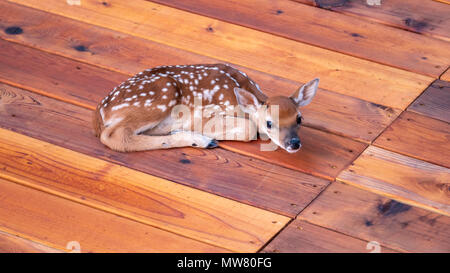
(296, 115, 302, 125)
(266, 121, 272, 129)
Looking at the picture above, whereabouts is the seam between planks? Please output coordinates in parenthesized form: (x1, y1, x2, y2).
(0, 128, 291, 252)
(0, 172, 239, 252)
(256, 177, 337, 252)
(335, 174, 450, 217)
(439, 66, 450, 80)
(288, 0, 450, 42)
(6, 0, 434, 110)
(261, 217, 405, 253)
(256, 218, 294, 253)
(146, 0, 448, 78)
(297, 217, 408, 253)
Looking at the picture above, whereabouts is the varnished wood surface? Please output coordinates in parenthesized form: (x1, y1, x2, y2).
(8, 0, 434, 109)
(0, 178, 228, 253)
(262, 219, 399, 253)
(374, 111, 450, 168)
(299, 182, 450, 252)
(150, 0, 450, 77)
(0, 230, 62, 253)
(0, 128, 290, 252)
(337, 146, 450, 216)
(0, 0, 448, 252)
(294, 0, 450, 42)
(408, 80, 450, 123)
(441, 68, 450, 81)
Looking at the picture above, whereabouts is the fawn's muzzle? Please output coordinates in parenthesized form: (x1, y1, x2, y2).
(289, 137, 301, 150)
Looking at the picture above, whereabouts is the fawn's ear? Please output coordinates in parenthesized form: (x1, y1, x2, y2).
(290, 78, 319, 107)
(234, 87, 261, 114)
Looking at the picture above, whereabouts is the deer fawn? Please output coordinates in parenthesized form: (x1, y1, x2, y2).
(93, 64, 318, 153)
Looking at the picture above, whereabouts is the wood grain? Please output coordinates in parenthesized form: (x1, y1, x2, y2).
(149, 0, 450, 77)
(293, 0, 450, 42)
(408, 80, 450, 123)
(262, 219, 399, 253)
(0, 4, 401, 142)
(0, 38, 127, 109)
(0, 83, 329, 218)
(374, 111, 450, 168)
(0, 230, 62, 253)
(0, 39, 365, 181)
(0, 178, 228, 253)
(223, 127, 367, 181)
(337, 146, 450, 216)
(0, 128, 291, 252)
(8, 0, 433, 109)
(299, 181, 450, 252)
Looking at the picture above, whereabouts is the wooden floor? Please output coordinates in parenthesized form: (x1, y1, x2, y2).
(0, 0, 449, 253)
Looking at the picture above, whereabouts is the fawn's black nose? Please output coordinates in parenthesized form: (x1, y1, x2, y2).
(289, 137, 301, 150)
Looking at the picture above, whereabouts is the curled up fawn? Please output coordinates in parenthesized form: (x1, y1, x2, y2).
(93, 64, 319, 153)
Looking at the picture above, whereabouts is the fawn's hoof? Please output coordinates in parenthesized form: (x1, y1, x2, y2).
(206, 139, 219, 149)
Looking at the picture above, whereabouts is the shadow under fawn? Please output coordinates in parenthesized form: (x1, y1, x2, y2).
(93, 64, 318, 153)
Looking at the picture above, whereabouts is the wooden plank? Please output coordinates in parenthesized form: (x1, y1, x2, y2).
(337, 146, 450, 216)
(408, 80, 450, 123)
(0, 230, 62, 253)
(0, 39, 364, 182)
(0, 178, 228, 253)
(294, 0, 450, 42)
(0, 83, 329, 218)
(0, 1, 215, 76)
(0, 3, 401, 142)
(262, 219, 399, 253)
(223, 128, 367, 181)
(440, 68, 450, 81)
(374, 111, 450, 168)
(8, 0, 433, 109)
(299, 182, 450, 252)
(149, 0, 450, 78)
(0, 129, 290, 252)
(0, 39, 127, 109)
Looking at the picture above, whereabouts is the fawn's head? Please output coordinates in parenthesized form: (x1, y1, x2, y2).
(234, 78, 319, 153)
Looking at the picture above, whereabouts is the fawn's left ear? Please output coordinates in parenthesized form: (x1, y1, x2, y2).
(290, 78, 319, 107)
(234, 87, 261, 114)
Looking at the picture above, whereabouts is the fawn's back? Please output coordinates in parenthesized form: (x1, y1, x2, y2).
(93, 63, 266, 136)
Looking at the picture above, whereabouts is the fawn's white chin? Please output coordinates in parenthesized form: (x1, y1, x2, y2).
(285, 147, 301, 153)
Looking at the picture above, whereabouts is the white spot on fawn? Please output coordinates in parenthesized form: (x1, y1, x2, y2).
(157, 105, 167, 112)
(112, 103, 130, 111)
(144, 99, 153, 107)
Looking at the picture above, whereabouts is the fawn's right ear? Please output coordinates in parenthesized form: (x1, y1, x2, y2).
(234, 87, 261, 114)
(290, 78, 319, 107)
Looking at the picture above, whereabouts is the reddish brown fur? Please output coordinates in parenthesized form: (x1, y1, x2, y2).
(265, 96, 299, 127)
